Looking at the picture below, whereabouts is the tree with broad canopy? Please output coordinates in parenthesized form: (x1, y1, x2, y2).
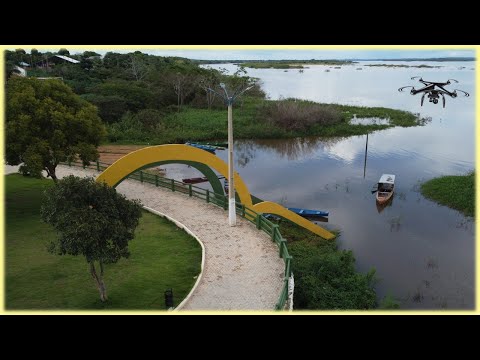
(5, 78, 106, 181)
(41, 175, 143, 302)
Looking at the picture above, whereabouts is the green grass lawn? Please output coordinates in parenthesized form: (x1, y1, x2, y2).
(420, 171, 475, 217)
(5, 174, 202, 310)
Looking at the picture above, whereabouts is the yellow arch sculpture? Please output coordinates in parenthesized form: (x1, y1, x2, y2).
(96, 144, 335, 240)
(97, 144, 253, 206)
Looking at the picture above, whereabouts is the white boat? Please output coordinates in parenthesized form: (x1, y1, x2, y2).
(376, 174, 395, 204)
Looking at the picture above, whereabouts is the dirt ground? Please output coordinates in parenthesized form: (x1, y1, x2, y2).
(97, 145, 148, 165)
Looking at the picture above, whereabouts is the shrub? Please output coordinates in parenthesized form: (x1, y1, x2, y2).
(107, 112, 147, 142)
(134, 109, 164, 131)
(278, 221, 377, 310)
(259, 100, 343, 131)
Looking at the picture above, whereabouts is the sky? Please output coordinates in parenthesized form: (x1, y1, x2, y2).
(30, 47, 475, 60)
(135, 49, 476, 60)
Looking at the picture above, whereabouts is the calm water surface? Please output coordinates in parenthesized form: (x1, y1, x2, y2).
(169, 61, 476, 309)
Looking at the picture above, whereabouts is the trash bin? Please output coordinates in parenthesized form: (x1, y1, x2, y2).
(165, 288, 174, 308)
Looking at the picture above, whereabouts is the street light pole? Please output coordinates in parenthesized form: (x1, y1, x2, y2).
(208, 82, 254, 227)
(227, 98, 235, 225)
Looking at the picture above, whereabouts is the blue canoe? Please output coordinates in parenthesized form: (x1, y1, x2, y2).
(287, 207, 329, 217)
(185, 142, 217, 153)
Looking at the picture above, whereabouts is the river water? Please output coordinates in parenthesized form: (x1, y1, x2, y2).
(180, 61, 476, 309)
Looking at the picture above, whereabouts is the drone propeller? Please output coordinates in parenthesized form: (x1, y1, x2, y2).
(447, 79, 459, 83)
(455, 89, 470, 97)
(398, 86, 414, 92)
(411, 76, 422, 81)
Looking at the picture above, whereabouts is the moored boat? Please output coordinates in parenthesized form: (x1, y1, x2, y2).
(375, 174, 395, 204)
(185, 142, 217, 153)
(182, 176, 208, 184)
(196, 142, 227, 149)
(287, 207, 329, 217)
(183, 175, 225, 184)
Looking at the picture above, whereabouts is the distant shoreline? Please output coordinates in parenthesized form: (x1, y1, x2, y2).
(195, 57, 475, 65)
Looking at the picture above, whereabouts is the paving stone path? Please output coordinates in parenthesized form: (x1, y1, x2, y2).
(51, 165, 285, 311)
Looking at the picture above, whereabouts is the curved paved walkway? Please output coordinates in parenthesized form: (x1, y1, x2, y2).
(52, 165, 284, 311)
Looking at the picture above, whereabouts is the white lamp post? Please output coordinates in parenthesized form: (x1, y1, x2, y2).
(209, 82, 253, 226)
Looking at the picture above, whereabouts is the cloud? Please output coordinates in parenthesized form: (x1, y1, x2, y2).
(26, 47, 474, 60)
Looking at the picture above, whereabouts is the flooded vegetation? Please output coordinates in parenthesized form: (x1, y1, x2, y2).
(238, 59, 354, 69)
(365, 64, 441, 68)
(350, 117, 390, 125)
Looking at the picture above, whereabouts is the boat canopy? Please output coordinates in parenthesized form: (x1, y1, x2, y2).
(379, 174, 395, 184)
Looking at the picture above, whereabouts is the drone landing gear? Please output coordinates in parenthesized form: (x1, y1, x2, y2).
(421, 93, 426, 106)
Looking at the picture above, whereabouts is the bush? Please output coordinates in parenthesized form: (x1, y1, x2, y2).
(107, 112, 148, 142)
(379, 293, 400, 309)
(259, 100, 343, 131)
(134, 109, 164, 131)
(278, 221, 377, 310)
(290, 241, 377, 310)
(106, 109, 166, 143)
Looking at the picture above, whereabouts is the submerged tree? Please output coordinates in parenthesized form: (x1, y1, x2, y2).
(41, 175, 142, 302)
(5, 78, 106, 181)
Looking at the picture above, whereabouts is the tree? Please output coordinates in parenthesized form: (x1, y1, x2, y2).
(216, 66, 259, 111)
(31, 48, 41, 66)
(5, 78, 106, 181)
(4, 59, 17, 80)
(198, 68, 224, 110)
(170, 72, 196, 111)
(81, 93, 129, 123)
(129, 53, 149, 81)
(58, 48, 70, 56)
(82, 51, 100, 58)
(15, 48, 26, 63)
(41, 175, 142, 302)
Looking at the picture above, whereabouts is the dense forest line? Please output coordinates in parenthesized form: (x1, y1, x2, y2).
(5, 48, 265, 143)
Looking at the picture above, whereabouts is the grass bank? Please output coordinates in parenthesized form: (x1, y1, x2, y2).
(420, 171, 475, 217)
(5, 174, 202, 310)
(106, 97, 426, 144)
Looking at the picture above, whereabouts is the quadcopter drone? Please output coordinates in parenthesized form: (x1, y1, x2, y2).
(398, 77, 469, 108)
